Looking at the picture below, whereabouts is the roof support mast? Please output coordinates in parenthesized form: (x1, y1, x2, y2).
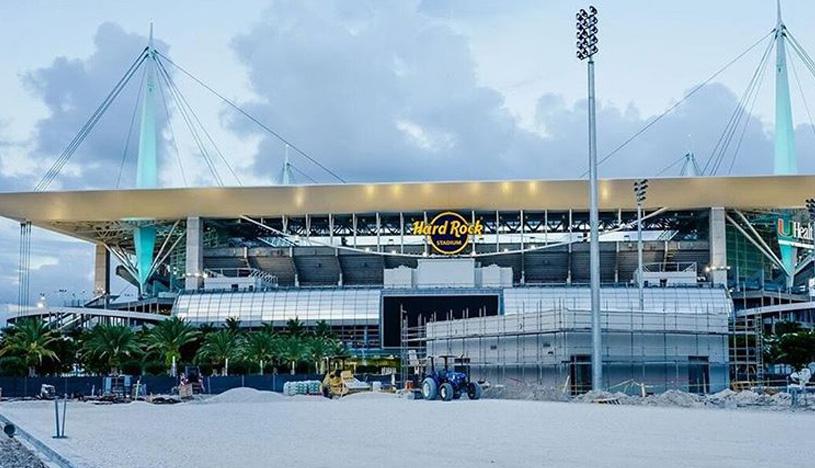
(773, 2, 798, 288)
(774, 0, 796, 175)
(134, 24, 158, 295)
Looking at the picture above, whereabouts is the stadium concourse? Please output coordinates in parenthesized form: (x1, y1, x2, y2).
(0, 175, 814, 392)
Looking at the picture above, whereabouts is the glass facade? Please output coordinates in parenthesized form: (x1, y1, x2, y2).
(174, 288, 380, 325)
(504, 286, 732, 316)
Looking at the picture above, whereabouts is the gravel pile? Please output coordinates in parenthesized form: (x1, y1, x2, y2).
(489, 383, 808, 410)
(483, 383, 570, 402)
(575, 388, 806, 410)
(0, 436, 47, 468)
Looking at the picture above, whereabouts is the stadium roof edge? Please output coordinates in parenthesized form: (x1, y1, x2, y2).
(0, 175, 812, 225)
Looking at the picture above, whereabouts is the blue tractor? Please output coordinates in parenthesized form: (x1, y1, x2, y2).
(421, 355, 482, 401)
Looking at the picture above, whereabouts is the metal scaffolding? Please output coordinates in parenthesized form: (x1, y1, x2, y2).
(402, 303, 734, 395)
(729, 316, 764, 389)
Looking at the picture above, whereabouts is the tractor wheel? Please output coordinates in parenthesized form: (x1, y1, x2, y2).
(422, 378, 438, 400)
(440, 383, 454, 401)
(467, 382, 482, 400)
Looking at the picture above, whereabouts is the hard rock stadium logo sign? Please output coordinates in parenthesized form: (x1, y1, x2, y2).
(411, 211, 484, 255)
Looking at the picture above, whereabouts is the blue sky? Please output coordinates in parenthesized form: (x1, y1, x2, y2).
(0, 0, 814, 313)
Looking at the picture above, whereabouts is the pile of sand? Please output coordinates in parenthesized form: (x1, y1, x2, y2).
(200, 387, 286, 404)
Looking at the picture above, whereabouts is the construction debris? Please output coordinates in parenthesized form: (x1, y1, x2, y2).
(0, 434, 47, 468)
(486, 382, 812, 410)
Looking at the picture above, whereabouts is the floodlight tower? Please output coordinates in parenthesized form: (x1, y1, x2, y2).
(576, 5, 602, 390)
(807, 198, 815, 295)
(634, 179, 648, 311)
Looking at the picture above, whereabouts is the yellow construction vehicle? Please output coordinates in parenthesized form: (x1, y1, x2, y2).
(321, 357, 371, 398)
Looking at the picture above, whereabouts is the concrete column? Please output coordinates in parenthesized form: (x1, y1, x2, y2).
(93, 244, 110, 298)
(709, 207, 728, 286)
(185, 216, 204, 291)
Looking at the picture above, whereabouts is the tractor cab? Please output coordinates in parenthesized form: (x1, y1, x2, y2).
(420, 355, 481, 401)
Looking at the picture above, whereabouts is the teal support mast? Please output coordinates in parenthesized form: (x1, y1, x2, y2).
(280, 144, 294, 185)
(773, 2, 796, 175)
(773, 2, 797, 288)
(134, 24, 158, 295)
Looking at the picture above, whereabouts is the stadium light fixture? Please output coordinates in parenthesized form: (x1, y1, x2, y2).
(575, 6, 598, 61)
(806, 198, 815, 221)
(633, 179, 648, 311)
(577, 4, 602, 391)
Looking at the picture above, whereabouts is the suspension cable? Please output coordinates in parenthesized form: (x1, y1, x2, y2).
(290, 163, 318, 183)
(704, 35, 773, 175)
(726, 47, 770, 175)
(155, 56, 242, 186)
(116, 66, 147, 188)
(156, 61, 189, 187)
(35, 48, 149, 191)
(154, 57, 224, 186)
(156, 51, 346, 183)
(786, 34, 815, 140)
(578, 30, 775, 177)
(655, 154, 686, 176)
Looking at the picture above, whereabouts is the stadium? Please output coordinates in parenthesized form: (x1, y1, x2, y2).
(1, 174, 813, 393)
(1, 5, 815, 395)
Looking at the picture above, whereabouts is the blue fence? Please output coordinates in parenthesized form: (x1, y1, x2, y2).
(0, 374, 393, 398)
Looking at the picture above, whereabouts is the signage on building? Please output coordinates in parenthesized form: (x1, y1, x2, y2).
(777, 218, 814, 250)
(411, 211, 483, 255)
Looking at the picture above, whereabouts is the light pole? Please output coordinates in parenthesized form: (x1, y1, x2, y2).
(634, 179, 648, 311)
(807, 199, 815, 297)
(577, 5, 602, 391)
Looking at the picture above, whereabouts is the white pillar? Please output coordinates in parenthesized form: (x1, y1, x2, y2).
(93, 244, 110, 298)
(709, 207, 728, 286)
(185, 216, 204, 290)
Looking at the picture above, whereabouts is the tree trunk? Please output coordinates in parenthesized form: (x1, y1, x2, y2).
(290, 361, 295, 375)
(28, 366, 36, 378)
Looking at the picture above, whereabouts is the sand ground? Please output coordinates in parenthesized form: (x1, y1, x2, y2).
(1, 390, 813, 468)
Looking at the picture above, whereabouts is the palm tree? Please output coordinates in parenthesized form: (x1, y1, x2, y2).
(307, 336, 345, 373)
(224, 317, 242, 333)
(243, 331, 278, 375)
(198, 322, 218, 335)
(280, 335, 306, 374)
(314, 320, 333, 338)
(0, 319, 60, 377)
(144, 317, 200, 375)
(285, 317, 305, 336)
(81, 323, 141, 375)
(196, 330, 243, 376)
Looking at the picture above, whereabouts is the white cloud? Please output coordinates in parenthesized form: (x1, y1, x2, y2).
(395, 118, 456, 152)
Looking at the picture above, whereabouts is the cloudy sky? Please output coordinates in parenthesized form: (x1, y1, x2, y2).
(1, 0, 815, 314)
